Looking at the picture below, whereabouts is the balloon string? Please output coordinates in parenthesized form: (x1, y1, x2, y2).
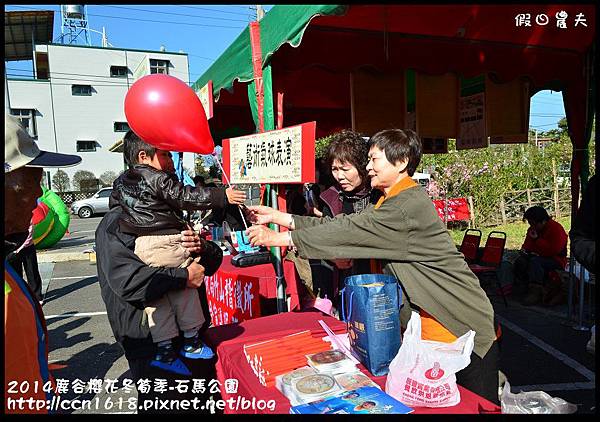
(213, 155, 249, 230)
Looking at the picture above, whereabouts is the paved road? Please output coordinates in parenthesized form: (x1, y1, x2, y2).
(37, 215, 105, 262)
(41, 261, 135, 414)
(32, 215, 595, 414)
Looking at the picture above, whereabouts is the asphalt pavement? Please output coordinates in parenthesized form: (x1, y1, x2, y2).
(31, 216, 596, 414)
(37, 215, 104, 263)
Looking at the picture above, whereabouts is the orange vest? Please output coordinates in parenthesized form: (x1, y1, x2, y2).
(372, 177, 458, 343)
(5, 263, 55, 413)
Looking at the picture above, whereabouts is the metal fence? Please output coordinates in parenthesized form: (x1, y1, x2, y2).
(55, 191, 97, 206)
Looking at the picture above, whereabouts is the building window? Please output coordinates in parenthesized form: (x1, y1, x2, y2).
(10, 109, 37, 138)
(110, 66, 128, 78)
(76, 140, 97, 152)
(114, 122, 130, 132)
(72, 85, 92, 96)
(150, 59, 170, 75)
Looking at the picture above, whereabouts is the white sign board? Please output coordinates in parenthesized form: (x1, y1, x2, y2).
(457, 92, 488, 150)
(229, 126, 303, 184)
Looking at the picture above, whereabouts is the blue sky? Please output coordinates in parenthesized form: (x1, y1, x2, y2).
(5, 4, 565, 131)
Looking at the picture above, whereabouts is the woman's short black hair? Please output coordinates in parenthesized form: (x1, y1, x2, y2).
(325, 129, 370, 184)
(368, 129, 422, 176)
(123, 130, 156, 169)
(523, 206, 550, 223)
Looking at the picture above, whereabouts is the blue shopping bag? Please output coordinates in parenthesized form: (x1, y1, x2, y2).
(341, 274, 403, 376)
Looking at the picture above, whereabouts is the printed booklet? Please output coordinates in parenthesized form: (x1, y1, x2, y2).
(290, 386, 414, 414)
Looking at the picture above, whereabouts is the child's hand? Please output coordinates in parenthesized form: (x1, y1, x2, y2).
(226, 187, 247, 204)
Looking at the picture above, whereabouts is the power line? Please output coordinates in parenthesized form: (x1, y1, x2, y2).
(7, 73, 137, 85)
(530, 123, 562, 128)
(75, 12, 244, 30)
(7, 77, 196, 88)
(7, 66, 207, 79)
(98, 5, 248, 23)
(6, 5, 244, 29)
(186, 53, 215, 61)
(531, 98, 564, 104)
(175, 5, 253, 17)
(6, 72, 200, 87)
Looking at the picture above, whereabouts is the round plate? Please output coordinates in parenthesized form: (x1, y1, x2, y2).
(282, 367, 316, 386)
(295, 374, 336, 395)
(335, 372, 372, 390)
(310, 350, 346, 365)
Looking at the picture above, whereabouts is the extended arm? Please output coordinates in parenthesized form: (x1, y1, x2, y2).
(246, 204, 344, 229)
(157, 172, 227, 212)
(248, 201, 411, 261)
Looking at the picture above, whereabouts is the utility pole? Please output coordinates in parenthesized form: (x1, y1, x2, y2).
(256, 5, 265, 21)
(5, 71, 11, 113)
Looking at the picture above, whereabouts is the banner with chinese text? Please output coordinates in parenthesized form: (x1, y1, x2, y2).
(221, 121, 316, 184)
(205, 270, 261, 327)
(432, 197, 470, 222)
(457, 93, 488, 150)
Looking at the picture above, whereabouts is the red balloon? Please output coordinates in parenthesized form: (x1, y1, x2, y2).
(124, 74, 215, 154)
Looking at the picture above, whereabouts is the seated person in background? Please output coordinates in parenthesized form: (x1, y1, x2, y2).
(112, 130, 246, 374)
(514, 206, 568, 306)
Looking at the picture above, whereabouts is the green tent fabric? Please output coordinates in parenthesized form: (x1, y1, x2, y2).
(191, 5, 346, 99)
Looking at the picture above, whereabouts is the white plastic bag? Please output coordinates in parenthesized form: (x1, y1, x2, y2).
(385, 311, 475, 408)
(500, 381, 577, 414)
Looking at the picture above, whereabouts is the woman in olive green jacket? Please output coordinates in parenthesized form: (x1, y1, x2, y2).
(246, 129, 499, 405)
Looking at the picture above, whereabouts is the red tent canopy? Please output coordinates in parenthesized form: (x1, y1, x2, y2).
(204, 5, 595, 213)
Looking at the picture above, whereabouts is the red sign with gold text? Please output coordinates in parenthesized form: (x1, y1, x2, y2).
(205, 270, 261, 326)
(432, 197, 470, 222)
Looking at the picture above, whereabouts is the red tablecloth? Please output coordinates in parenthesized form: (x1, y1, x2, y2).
(204, 310, 501, 414)
(217, 254, 302, 312)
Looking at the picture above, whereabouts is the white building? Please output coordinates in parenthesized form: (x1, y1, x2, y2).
(6, 40, 196, 188)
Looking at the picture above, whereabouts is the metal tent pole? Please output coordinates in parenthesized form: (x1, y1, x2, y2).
(271, 185, 287, 313)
